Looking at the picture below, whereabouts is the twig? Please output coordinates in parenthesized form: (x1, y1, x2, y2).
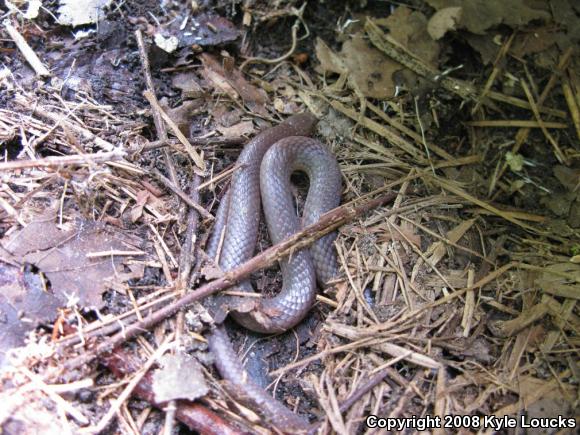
(152, 169, 213, 220)
(135, 29, 181, 191)
(240, 21, 300, 71)
(3, 20, 50, 77)
(48, 191, 397, 379)
(178, 174, 203, 288)
(0, 150, 126, 171)
(465, 120, 568, 129)
(135, 30, 167, 143)
(562, 72, 580, 145)
(141, 136, 246, 152)
(143, 91, 205, 171)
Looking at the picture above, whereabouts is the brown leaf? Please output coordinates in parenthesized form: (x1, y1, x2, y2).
(153, 352, 209, 402)
(200, 53, 268, 115)
(216, 120, 255, 138)
(427, 7, 463, 40)
(0, 261, 62, 367)
(3, 216, 145, 307)
(426, 0, 550, 35)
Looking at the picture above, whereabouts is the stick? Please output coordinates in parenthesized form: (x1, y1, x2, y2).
(0, 150, 126, 171)
(143, 91, 205, 171)
(3, 20, 50, 77)
(50, 191, 397, 379)
(152, 168, 214, 220)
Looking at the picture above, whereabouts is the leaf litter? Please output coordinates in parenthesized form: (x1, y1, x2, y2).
(0, 0, 580, 433)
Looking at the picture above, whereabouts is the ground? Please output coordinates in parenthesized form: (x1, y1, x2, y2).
(0, 0, 579, 434)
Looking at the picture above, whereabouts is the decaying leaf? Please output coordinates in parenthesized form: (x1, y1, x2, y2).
(553, 165, 580, 193)
(426, 0, 550, 35)
(0, 262, 62, 367)
(427, 7, 463, 40)
(316, 33, 398, 98)
(3, 215, 145, 307)
(216, 120, 255, 138)
(171, 72, 205, 99)
(316, 6, 440, 98)
(380, 7, 440, 67)
(152, 352, 209, 402)
(57, 0, 112, 27)
(160, 98, 205, 136)
(200, 54, 268, 115)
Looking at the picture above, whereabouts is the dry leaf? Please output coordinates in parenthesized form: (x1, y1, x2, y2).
(153, 353, 209, 402)
(200, 54, 268, 115)
(342, 34, 400, 98)
(381, 7, 440, 66)
(171, 72, 205, 99)
(427, 7, 463, 40)
(3, 216, 145, 307)
(216, 120, 255, 138)
(0, 262, 62, 367)
(426, 0, 550, 35)
(57, 0, 112, 26)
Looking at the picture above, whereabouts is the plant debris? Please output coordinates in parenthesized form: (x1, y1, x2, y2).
(0, 0, 579, 434)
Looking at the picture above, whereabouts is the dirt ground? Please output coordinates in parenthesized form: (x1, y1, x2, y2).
(0, 0, 579, 434)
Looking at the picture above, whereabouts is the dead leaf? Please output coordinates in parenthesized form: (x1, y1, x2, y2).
(3, 216, 145, 307)
(381, 7, 440, 66)
(330, 33, 399, 98)
(200, 54, 268, 115)
(464, 33, 501, 65)
(216, 120, 255, 138)
(130, 190, 150, 223)
(159, 98, 204, 136)
(152, 352, 209, 402)
(554, 165, 580, 193)
(0, 262, 62, 367)
(57, 0, 112, 26)
(511, 27, 559, 58)
(426, 0, 550, 35)
(315, 38, 348, 75)
(427, 7, 463, 40)
(273, 97, 300, 114)
(171, 72, 205, 99)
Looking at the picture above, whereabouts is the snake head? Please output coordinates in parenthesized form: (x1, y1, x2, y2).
(282, 112, 319, 136)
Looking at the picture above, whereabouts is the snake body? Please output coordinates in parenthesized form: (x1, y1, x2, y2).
(206, 113, 342, 431)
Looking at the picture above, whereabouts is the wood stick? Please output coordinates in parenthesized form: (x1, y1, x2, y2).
(0, 150, 126, 171)
(143, 91, 205, 171)
(4, 20, 50, 77)
(152, 168, 214, 220)
(50, 191, 397, 379)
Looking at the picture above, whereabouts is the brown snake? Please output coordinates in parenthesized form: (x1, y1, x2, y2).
(206, 113, 342, 431)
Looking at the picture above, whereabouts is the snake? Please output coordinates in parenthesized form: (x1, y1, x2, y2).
(206, 113, 342, 432)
